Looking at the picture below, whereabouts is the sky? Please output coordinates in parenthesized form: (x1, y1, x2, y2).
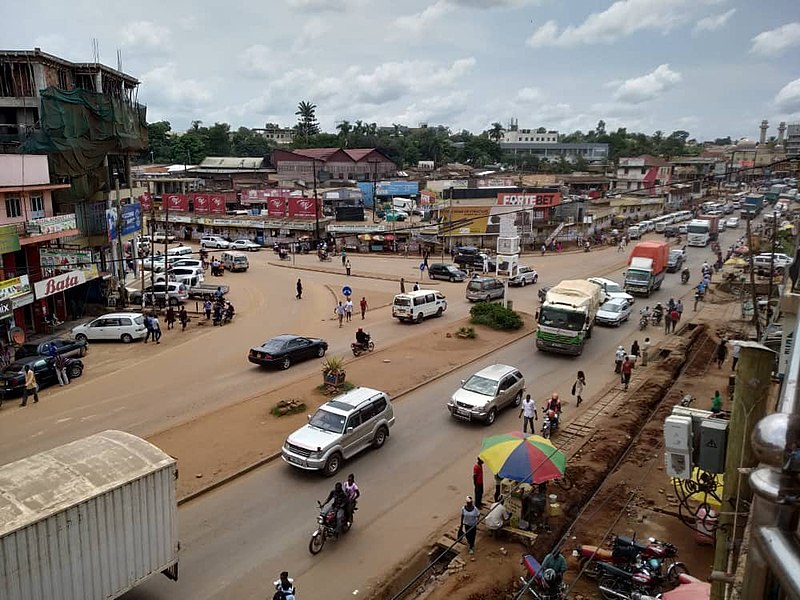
(5, 0, 800, 141)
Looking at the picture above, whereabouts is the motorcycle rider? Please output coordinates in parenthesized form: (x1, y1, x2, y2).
(541, 547, 568, 591)
(652, 302, 664, 324)
(355, 327, 370, 350)
(321, 482, 348, 535)
(544, 393, 561, 430)
(343, 473, 360, 526)
(640, 305, 651, 320)
(224, 301, 235, 322)
(681, 266, 691, 283)
(273, 571, 296, 600)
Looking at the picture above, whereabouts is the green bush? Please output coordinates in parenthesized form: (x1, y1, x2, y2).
(469, 302, 523, 330)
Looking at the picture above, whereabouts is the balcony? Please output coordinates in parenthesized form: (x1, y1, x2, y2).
(13, 214, 81, 245)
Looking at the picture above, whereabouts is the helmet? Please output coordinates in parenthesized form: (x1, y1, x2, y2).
(543, 568, 557, 583)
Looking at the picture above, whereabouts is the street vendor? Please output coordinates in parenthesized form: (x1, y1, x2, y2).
(484, 500, 512, 531)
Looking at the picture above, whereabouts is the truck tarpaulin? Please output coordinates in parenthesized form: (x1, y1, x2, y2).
(628, 241, 669, 274)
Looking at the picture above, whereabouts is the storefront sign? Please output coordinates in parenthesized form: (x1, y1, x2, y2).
(168, 215, 193, 223)
(288, 197, 320, 218)
(164, 194, 189, 212)
(40, 248, 99, 280)
(477, 178, 515, 188)
(267, 197, 287, 217)
(11, 293, 34, 309)
(496, 192, 561, 207)
(34, 270, 86, 299)
(0, 298, 12, 319)
(376, 181, 419, 196)
(139, 192, 153, 210)
(420, 190, 436, 206)
(192, 193, 211, 214)
(0, 224, 21, 254)
(327, 224, 386, 234)
(0, 275, 31, 301)
(26, 214, 78, 235)
(240, 189, 293, 204)
(209, 194, 226, 214)
(107, 204, 142, 241)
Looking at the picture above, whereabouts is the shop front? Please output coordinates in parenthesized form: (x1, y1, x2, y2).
(32, 270, 89, 333)
(0, 275, 34, 341)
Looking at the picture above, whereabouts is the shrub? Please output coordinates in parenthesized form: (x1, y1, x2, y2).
(470, 302, 523, 330)
(456, 326, 477, 338)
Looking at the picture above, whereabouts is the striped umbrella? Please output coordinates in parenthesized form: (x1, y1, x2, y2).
(479, 432, 566, 484)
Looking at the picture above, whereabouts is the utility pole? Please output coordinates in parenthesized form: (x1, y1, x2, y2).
(745, 215, 762, 339)
(710, 343, 774, 599)
(312, 158, 320, 245)
(766, 210, 779, 334)
(114, 178, 126, 308)
(369, 159, 379, 223)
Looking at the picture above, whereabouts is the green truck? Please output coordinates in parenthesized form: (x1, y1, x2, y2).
(536, 279, 603, 356)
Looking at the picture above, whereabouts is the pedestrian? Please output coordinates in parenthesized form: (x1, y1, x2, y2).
(345, 259, 352, 277)
(413, 282, 420, 291)
(151, 314, 162, 344)
(621, 355, 634, 390)
(519, 393, 537, 433)
(711, 390, 723, 414)
(541, 243, 546, 256)
(424, 254, 429, 269)
(165, 305, 176, 330)
(675, 299, 684, 318)
(715, 339, 727, 368)
(296, 278, 303, 300)
(482, 255, 489, 273)
(473, 457, 484, 509)
(664, 309, 672, 334)
(641, 337, 651, 366)
(341, 249, 347, 266)
(359, 296, 368, 319)
(344, 298, 353, 322)
(573, 370, 586, 406)
(54, 352, 69, 386)
(617, 240, 624, 252)
(335, 301, 345, 327)
(493, 473, 503, 502)
(204, 299, 212, 320)
(19, 365, 39, 406)
(178, 306, 189, 331)
(630, 340, 640, 362)
(143, 314, 154, 343)
(670, 307, 679, 332)
(614, 345, 625, 373)
(459, 496, 480, 555)
(731, 341, 741, 370)
(400, 277, 406, 294)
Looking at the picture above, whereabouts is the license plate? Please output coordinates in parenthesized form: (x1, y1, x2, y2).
(287, 455, 303, 465)
(456, 408, 471, 417)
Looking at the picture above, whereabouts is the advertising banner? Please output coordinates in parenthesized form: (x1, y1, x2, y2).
(106, 204, 142, 241)
(496, 192, 561, 208)
(0, 224, 20, 254)
(34, 269, 86, 299)
(240, 189, 292, 205)
(40, 248, 98, 280)
(192, 193, 210, 214)
(139, 192, 153, 210)
(267, 197, 287, 217)
(209, 194, 226, 214)
(441, 207, 491, 235)
(376, 181, 419, 196)
(164, 193, 189, 212)
(420, 190, 437, 206)
(0, 275, 31, 301)
(288, 197, 320, 218)
(27, 214, 78, 236)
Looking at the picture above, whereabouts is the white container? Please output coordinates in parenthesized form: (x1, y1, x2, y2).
(0, 430, 179, 600)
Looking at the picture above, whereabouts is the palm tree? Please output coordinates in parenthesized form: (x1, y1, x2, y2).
(488, 122, 505, 142)
(336, 120, 352, 147)
(294, 100, 319, 144)
(392, 123, 402, 137)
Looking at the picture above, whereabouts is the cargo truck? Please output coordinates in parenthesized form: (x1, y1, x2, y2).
(536, 279, 603, 355)
(624, 240, 668, 297)
(697, 214, 720, 241)
(741, 194, 764, 219)
(687, 219, 711, 247)
(0, 430, 179, 600)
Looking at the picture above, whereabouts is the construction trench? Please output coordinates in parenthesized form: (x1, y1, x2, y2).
(370, 319, 740, 600)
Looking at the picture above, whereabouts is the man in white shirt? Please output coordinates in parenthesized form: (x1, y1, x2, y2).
(518, 394, 538, 434)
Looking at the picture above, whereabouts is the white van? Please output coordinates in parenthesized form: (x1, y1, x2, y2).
(392, 289, 447, 323)
(166, 245, 194, 257)
(221, 250, 249, 272)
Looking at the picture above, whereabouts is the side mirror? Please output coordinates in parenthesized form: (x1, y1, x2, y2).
(307, 414, 312, 422)
(346, 427, 354, 433)
(461, 379, 466, 385)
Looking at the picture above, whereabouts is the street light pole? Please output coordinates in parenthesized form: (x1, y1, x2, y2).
(766, 210, 779, 332)
(312, 158, 320, 245)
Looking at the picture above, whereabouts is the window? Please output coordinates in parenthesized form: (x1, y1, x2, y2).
(5, 196, 21, 218)
(359, 402, 377, 422)
(29, 194, 45, 219)
(347, 411, 362, 429)
(372, 397, 387, 414)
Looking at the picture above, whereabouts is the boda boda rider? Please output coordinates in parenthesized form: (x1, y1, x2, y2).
(355, 328, 369, 348)
(545, 393, 561, 426)
(321, 482, 348, 534)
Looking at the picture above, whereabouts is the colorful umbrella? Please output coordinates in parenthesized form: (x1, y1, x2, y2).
(479, 432, 566, 484)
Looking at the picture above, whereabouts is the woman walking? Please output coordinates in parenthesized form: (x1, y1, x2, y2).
(573, 370, 586, 407)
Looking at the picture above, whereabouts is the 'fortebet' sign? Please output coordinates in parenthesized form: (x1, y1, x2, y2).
(34, 270, 86, 299)
(496, 192, 561, 207)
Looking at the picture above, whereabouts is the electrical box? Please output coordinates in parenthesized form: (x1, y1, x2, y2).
(698, 418, 728, 474)
(665, 451, 692, 479)
(664, 415, 693, 453)
(497, 236, 520, 255)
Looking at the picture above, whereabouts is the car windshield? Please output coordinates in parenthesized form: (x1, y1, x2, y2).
(601, 303, 622, 313)
(309, 408, 346, 433)
(261, 338, 289, 352)
(626, 270, 651, 283)
(539, 307, 585, 331)
(394, 298, 411, 307)
(467, 280, 485, 291)
(688, 224, 708, 233)
(604, 282, 623, 293)
(462, 375, 498, 396)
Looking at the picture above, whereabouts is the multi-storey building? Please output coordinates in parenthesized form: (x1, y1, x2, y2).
(272, 148, 397, 183)
(785, 122, 800, 157)
(252, 124, 294, 145)
(498, 123, 609, 163)
(611, 155, 671, 196)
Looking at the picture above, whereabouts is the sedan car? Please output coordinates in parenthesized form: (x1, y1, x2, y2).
(595, 298, 633, 327)
(0, 356, 84, 397)
(587, 277, 635, 305)
(446, 364, 525, 425)
(509, 265, 538, 287)
(230, 239, 262, 252)
(249, 334, 328, 369)
(14, 337, 88, 360)
(726, 216, 739, 229)
(666, 249, 685, 273)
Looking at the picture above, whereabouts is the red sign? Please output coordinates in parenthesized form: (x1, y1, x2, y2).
(267, 197, 287, 217)
(192, 194, 210, 214)
(209, 194, 226, 214)
(420, 190, 436, 206)
(139, 192, 153, 210)
(164, 194, 189, 212)
(496, 192, 561, 208)
(288, 197, 320, 218)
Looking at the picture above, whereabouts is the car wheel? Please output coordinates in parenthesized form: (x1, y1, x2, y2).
(121, 333, 134, 343)
(436, 307, 443, 317)
(521, 278, 526, 287)
(169, 297, 179, 306)
(513, 391, 522, 407)
(449, 276, 455, 282)
(485, 408, 497, 426)
(372, 426, 388, 449)
(68, 364, 83, 379)
(323, 452, 342, 477)
(317, 346, 326, 357)
(75, 333, 88, 343)
(79, 345, 88, 357)
(281, 357, 291, 370)
(416, 313, 424, 324)
(485, 295, 491, 303)
(534, 275, 538, 283)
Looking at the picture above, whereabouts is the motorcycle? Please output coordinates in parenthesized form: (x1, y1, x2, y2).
(308, 500, 355, 555)
(541, 408, 560, 439)
(650, 310, 662, 326)
(318, 251, 332, 262)
(279, 250, 291, 261)
(221, 309, 235, 325)
(575, 534, 681, 580)
(681, 270, 690, 284)
(638, 315, 648, 330)
(596, 560, 662, 600)
(519, 554, 566, 600)
(351, 337, 375, 357)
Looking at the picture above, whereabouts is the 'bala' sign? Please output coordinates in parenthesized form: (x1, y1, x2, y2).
(34, 270, 86, 299)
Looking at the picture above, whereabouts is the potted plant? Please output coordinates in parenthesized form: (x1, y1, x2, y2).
(321, 355, 346, 387)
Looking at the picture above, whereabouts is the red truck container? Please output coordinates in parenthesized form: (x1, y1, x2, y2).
(627, 240, 669, 274)
(697, 214, 720, 240)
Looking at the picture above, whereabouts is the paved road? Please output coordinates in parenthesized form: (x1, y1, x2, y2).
(121, 227, 746, 600)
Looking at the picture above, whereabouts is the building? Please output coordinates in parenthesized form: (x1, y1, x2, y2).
(501, 128, 559, 144)
(500, 141, 609, 163)
(785, 122, 800, 157)
(611, 155, 671, 195)
(252, 124, 294, 145)
(272, 148, 397, 183)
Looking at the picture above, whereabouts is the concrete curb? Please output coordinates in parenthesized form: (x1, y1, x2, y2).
(267, 260, 441, 286)
(177, 323, 536, 505)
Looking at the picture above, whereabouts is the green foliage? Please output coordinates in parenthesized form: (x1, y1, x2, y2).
(455, 326, 477, 339)
(270, 399, 307, 417)
(295, 100, 320, 143)
(469, 302, 523, 330)
(560, 125, 700, 162)
(315, 381, 356, 396)
(321, 355, 346, 376)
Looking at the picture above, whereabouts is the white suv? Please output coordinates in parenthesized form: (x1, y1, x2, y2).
(72, 313, 148, 343)
(200, 235, 230, 249)
(753, 253, 794, 270)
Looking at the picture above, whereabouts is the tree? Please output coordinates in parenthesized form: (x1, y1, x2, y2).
(294, 100, 320, 144)
(595, 120, 606, 137)
(207, 122, 231, 156)
(488, 122, 505, 142)
(146, 121, 173, 162)
(231, 127, 273, 157)
(336, 120, 352, 146)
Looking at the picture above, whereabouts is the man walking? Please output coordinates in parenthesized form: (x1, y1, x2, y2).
(334, 301, 345, 327)
(715, 339, 727, 368)
(341, 249, 347, 267)
(296, 278, 303, 300)
(345, 259, 352, 277)
(641, 337, 650, 366)
(143, 314, 154, 343)
(400, 278, 406, 294)
(54, 352, 69, 386)
(519, 394, 537, 433)
(151, 314, 162, 344)
(621, 355, 634, 390)
(675, 299, 684, 319)
(664, 309, 672, 334)
(573, 370, 586, 406)
(19, 365, 39, 406)
(615, 345, 626, 373)
(359, 296, 368, 319)
(344, 298, 353, 322)
(460, 496, 480, 555)
(473, 457, 485, 509)
(204, 300, 212, 320)
(670, 306, 680, 333)
(178, 306, 189, 331)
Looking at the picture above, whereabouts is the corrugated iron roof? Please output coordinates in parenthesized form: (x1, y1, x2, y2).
(199, 157, 266, 169)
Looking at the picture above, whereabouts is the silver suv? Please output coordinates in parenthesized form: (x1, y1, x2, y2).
(447, 364, 525, 425)
(282, 387, 395, 476)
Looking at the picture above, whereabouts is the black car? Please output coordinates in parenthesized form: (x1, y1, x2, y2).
(0, 356, 84, 397)
(428, 263, 466, 282)
(666, 250, 685, 273)
(14, 337, 89, 360)
(249, 334, 328, 370)
(455, 252, 497, 272)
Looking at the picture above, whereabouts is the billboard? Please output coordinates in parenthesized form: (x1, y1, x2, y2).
(139, 192, 153, 210)
(106, 203, 142, 241)
(240, 189, 292, 204)
(0, 225, 20, 254)
(40, 248, 98, 280)
(442, 204, 550, 236)
(267, 197, 287, 217)
(288, 197, 320, 218)
(192, 193, 211, 214)
(164, 193, 189, 212)
(34, 269, 86, 299)
(441, 207, 491, 235)
(376, 181, 419, 196)
(0, 275, 31, 301)
(209, 194, 226, 214)
(420, 190, 437, 206)
(496, 192, 561, 208)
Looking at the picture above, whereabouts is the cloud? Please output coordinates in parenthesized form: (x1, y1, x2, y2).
(292, 17, 330, 51)
(120, 20, 172, 51)
(286, 0, 362, 11)
(527, 0, 695, 47)
(140, 63, 212, 109)
(239, 44, 274, 75)
(395, 0, 539, 32)
(750, 22, 800, 56)
(775, 78, 800, 114)
(612, 64, 682, 104)
(515, 87, 543, 103)
(693, 8, 736, 33)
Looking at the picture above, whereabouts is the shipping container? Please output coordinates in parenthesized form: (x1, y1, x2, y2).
(0, 430, 179, 600)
